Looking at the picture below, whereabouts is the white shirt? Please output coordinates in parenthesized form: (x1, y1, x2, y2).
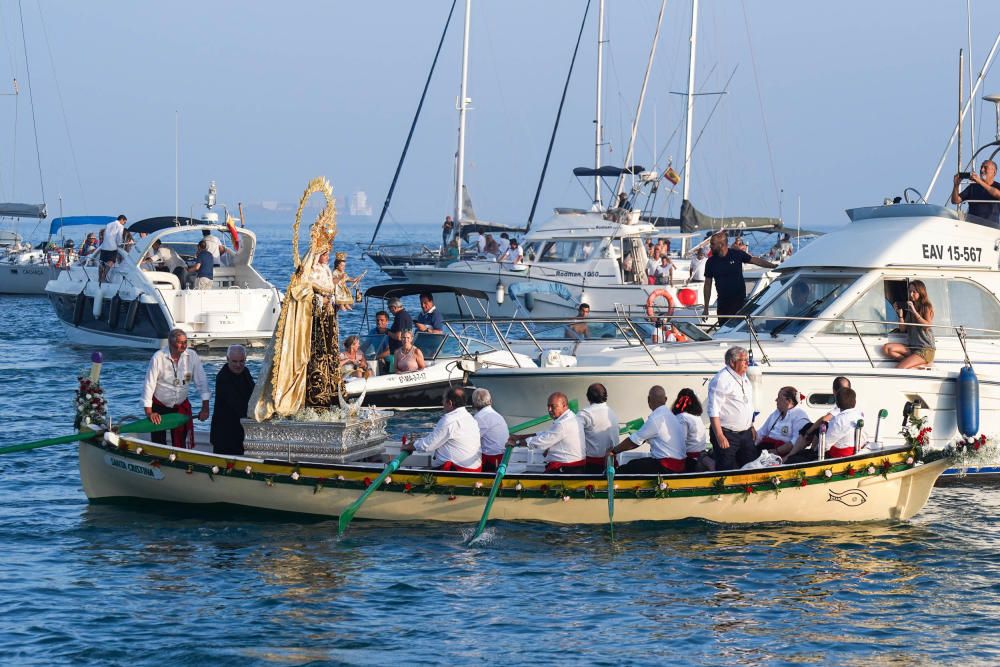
(756, 406, 811, 446)
(688, 256, 707, 282)
(646, 257, 659, 276)
(497, 237, 511, 256)
(526, 409, 585, 463)
(629, 405, 687, 460)
(654, 261, 673, 279)
(141, 348, 211, 409)
(474, 405, 509, 457)
(413, 407, 481, 468)
(501, 245, 524, 265)
(203, 235, 223, 264)
(825, 407, 866, 451)
(100, 220, 124, 251)
(477, 235, 486, 254)
(578, 402, 619, 458)
(706, 366, 754, 431)
(676, 411, 708, 455)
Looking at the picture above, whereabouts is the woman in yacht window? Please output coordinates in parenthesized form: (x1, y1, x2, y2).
(882, 280, 935, 369)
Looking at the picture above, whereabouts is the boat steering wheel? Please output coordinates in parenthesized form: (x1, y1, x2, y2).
(902, 187, 927, 204)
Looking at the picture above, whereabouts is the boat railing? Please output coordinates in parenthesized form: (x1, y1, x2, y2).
(726, 314, 998, 369)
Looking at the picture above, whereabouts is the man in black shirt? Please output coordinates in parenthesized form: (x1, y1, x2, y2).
(386, 298, 414, 353)
(702, 232, 777, 324)
(951, 160, 1000, 225)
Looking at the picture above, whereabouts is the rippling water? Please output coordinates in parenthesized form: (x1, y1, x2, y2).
(1, 221, 999, 664)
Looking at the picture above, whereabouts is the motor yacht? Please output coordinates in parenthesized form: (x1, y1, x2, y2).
(45, 187, 281, 349)
(472, 202, 1000, 450)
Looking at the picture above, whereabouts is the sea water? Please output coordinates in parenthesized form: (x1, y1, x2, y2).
(1, 220, 999, 664)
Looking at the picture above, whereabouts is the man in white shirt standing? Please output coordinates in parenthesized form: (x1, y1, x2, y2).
(497, 233, 511, 258)
(706, 346, 756, 470)
(142, 328, 210, 449)
(509, 392, 585, 473)
(578, 383, 619, 473)
(201, 229, 231, 266)
(402, 387, 482, 471)
(686, 247, 707, 284)
(608, 385, 687, 473)
(472, 388, 509, 472)
(98, 214, 128, 284)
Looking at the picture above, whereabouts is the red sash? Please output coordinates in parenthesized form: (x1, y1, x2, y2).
(758, 436, 785, 449)
(828, 445, 855, 458)
(585, 456, 608, 467)
(658, 457, 686, 473)
(686, 452, 702, 460)
(544, 459, 586, 472)
(482, 453, 503, 471)
(152, 397, 194, 449)
(437, 460, 483, 473)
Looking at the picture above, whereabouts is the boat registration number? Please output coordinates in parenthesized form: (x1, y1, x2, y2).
(104, 454, 165, 480)
(398, 371, 427, 384)
(922, 243, 982, 263)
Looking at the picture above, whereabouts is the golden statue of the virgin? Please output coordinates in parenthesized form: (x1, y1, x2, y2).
(250, 177, 346, 421)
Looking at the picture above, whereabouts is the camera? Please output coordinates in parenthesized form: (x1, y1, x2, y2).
(959, 172, 971, 179)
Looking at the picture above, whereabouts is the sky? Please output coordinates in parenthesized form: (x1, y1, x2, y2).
(0, 0, 998, 234)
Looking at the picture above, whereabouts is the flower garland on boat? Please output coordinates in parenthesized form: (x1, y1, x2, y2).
(74, 376, 107, 430)
(900, 413, 932, 448)
(938, 433, 997, 476)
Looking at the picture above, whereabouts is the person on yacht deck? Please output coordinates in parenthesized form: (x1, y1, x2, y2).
(706, 346, 757, 471)
(499, 239, 524, 267)
(702, 232, 776, 323)
(951, 160, 1000, 225)
(394, 329, 426, 373)
(579, 383, 619, 473)
(79, 232, 98, 257)
(414, 292, 444, 334)
(483, 233, 500, 259)
(386, 298, 414, 353)
(472, 388, 509, 473)
(142, 328, 210, 449)
(509, 392, 586, 473)
(686, 247, 707, 285)
(497, 233, 511, 258)
(98, 214, 128, 284)
(402, 387, 482, 472)
(186, 239, 214, 290)
(654, 255, 674, 286)
(340, 335, 372, 379)
(672, 388, 709, 471)
(882, 280, 935, 369)
(608, 385, 686, 474)
(756, 386, 811, 458)
(201, 229, 231, 266)
(565, 303, 591, 339)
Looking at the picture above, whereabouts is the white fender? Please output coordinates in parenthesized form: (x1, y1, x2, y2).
(91, 286, 105, 318)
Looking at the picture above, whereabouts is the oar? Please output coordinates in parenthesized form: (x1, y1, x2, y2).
(468, 399, 579, 542)
(338, 445, 410, 537)
(619, 418, 643, 435)
(606, 452, 616, 540)
(0, 413, 190, 456)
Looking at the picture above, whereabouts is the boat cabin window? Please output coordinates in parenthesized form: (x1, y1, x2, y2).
(725, 274, 858, 336)
(413, 332, 447, 359)
(522, 239, 597, 264)
(825, 277, 1000, 338)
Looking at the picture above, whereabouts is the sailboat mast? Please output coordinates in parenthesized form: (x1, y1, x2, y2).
(594, 0, 605, 209)
(455, 0, 472, 225)
(682, 0, 699, 203)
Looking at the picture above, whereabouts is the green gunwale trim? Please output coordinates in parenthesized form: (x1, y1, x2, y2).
(97, 441, 931, 501)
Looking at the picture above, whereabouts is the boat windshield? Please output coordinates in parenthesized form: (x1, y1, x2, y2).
(723, 274, 860, 336)
(523, 239, 599, 263)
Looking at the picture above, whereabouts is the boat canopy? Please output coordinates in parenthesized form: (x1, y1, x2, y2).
(0, 202, 46, 219)
(49, 216, 116, 236)
(572, 165, 645, 178)
(644, 199, 785, 234)
(364, 282, 490, 301)
(458, 221, 528, 241)
(127, 216, 203, 235)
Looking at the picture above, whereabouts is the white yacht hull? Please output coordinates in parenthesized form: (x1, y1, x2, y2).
(0, 262, 59, 295)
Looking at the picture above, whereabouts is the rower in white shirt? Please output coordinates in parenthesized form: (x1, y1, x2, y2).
(578, 383, 619, 473)
(705, 346, 756, 470)
(784, 376, 852, 462)
(756, 386, 812, 458)
(402, 387, 482, 471)
(609, 385, 687, 474)
(509, 392, 585, 473)
(670, 388, 709, 471)
(472, 388, 509, 473)
(141, 328, 210, 449)
(823, 388, 866, 458)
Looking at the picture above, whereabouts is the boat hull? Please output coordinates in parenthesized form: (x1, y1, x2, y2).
(0, 262, 58, 295)
(79, 437, 946, 524)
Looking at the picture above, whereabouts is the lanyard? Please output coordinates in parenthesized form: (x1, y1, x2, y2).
(726, 368, 746, 400)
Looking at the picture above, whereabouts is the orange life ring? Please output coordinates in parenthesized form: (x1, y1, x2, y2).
(645, 289, 675, 318)
(55, 249, 67, 268)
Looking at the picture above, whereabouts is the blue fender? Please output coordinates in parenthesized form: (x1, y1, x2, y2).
(956, 365, 979, 438)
